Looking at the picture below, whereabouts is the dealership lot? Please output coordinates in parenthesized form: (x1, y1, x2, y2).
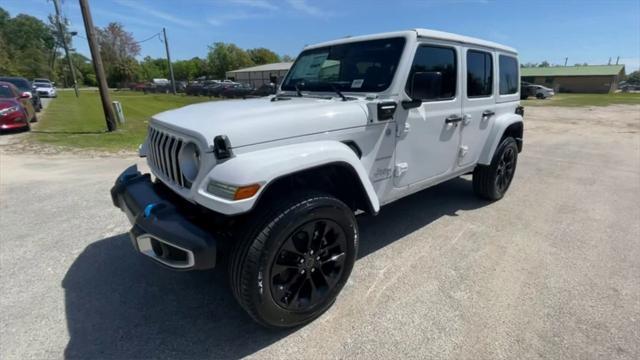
(1, 105, 639, 359)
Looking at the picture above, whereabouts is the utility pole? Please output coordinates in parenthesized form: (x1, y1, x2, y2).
(616, 56, 620, 65)
(608, 57, 612, 65)
(564, 57, 568, 66)
(79, 0, 116, 131)
(163, 28, 176, 95)
(53, 0, 79, 97)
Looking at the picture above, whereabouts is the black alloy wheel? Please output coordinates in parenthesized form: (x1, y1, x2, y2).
(495, 146, 516, 194)
(270, 219, 347, 311)
(229, 192, 357, 328)
(473, 136, 519, 200)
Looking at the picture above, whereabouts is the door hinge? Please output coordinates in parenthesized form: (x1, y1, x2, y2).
(458, 145, 469, 158)
(394, 163, 409, 177)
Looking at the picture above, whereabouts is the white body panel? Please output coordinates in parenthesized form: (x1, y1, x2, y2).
(142, 29, 523, 216)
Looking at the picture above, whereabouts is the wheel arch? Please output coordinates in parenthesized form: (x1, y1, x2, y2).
(253, 161, 377, 215)
(478, 113, 523, 165)
(194, 140, 380, 216)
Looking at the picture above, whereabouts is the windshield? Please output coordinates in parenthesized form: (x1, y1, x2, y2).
(0, 78, 30, 91)
(282, 37, 405, 93)
(0, 85, 14, 98)
(35, 83, 51, 88)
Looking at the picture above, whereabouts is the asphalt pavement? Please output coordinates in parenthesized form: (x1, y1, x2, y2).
(0, 105, 638, 359)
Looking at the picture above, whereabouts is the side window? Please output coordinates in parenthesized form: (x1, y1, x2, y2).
(467, 50, 493, 97)
(406, 45, 456, 101)
(499, 55, 518, 95)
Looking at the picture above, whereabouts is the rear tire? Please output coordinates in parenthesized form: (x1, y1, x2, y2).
(473, 137, 518, 200)
(229, 191, 358, 328)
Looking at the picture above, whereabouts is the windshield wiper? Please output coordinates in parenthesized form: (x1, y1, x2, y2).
(294, 82, 303, 97)
(330, 83, 347, 101)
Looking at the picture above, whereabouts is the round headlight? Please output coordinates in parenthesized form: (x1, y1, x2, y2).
(178, 142, 200, 184)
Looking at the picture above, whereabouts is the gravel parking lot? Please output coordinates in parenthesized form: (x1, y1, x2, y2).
(1, 104, 639, 359)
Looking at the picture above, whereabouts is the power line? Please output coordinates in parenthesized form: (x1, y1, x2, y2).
(133, 32, 162, 45)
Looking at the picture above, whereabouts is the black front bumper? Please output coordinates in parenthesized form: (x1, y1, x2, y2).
(110, 165, 217, 270)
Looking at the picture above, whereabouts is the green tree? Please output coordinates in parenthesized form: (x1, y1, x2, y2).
(247, 47, 280, 65)
(626, 71, 640, 85)
(281, 54, 295, 62)
(207, 42, 253, 79)
(0, 10, 55, 79)
(139, 56, 167, 81)
(96, 22, 140, 86)
(538, 61, 551, 67)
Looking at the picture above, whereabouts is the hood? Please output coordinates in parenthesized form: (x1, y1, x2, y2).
(151, 97, 369, 148)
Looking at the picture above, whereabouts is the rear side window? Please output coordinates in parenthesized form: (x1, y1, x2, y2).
(499, 55, 518, 95)
(467, 50, 493, 97)
(406, 45, 457, 101)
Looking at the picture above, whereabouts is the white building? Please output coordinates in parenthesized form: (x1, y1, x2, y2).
(225, 62, 293, 88)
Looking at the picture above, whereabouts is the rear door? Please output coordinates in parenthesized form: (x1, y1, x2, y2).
(459, 47, 496, 167)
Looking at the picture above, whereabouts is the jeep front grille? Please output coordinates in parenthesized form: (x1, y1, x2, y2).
(147, 127, 189, 188)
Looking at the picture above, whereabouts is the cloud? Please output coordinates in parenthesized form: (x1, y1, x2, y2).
(285, 0, 330, 18)
(228, 0, 278, 10)
(91, 8, 160, 29)
(207, 11, 266, 26)
(115, 0, 196, 28)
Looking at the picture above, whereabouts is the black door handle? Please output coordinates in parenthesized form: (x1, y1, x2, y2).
(482, 110, 495, 117)
(445, 114, 463, 124)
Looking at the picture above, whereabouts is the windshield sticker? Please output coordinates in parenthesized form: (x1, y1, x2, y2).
(290, 53, 330, 79)
(351, 79, 364, 88)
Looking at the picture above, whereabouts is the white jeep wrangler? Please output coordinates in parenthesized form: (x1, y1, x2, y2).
(111, 29, 524, 328)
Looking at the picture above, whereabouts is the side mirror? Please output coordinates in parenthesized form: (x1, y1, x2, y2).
(20, 92, 32, 99)
(402, 71, 442, 109)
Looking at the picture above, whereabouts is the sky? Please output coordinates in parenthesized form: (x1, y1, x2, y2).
(4, 0, 640, 72)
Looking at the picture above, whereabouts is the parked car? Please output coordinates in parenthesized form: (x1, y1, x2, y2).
(185, 81, 204, 96)
(33, 78, 53, 85)
(520, 81, 533, 99)
(0, 76, 42, 112)
(620, 83, 640, 92)
(0, 81, 36, 131)
(201, 80, 222, 96)
(111, 29, 524, 328)
(247, 83, 277, 97)
(220, 83, 254, 98)
(129, 82, 147, 91)
(176, 81, 188, 93)
(530, 84, 554, 99)
(205, 82, 232, 97)
(33, 81, 57, 98)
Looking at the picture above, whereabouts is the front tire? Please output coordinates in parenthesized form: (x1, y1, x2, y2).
(473, 137, 518, 200)
(229, 192, 358, 328)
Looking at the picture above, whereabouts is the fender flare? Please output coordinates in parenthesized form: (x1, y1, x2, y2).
(478, 113, 523, 165)
(192, 141, 380, 215)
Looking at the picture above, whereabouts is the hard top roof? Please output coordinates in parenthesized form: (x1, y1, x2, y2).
(304, 29, 517, 54)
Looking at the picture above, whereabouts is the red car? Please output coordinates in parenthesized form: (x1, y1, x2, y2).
(0, 81, 36, 131)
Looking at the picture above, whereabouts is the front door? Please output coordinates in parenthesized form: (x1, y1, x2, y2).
(394, 43, 462, 188)
(459, 47, 496, 167)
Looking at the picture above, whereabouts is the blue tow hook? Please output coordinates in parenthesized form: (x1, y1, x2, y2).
(144, 203, 157, 218)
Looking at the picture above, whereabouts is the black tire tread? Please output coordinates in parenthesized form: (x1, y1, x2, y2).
(473, 137, 518, 200)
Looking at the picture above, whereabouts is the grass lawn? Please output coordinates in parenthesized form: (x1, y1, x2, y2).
(33, 90, 211, 151)
(32, 90, 639, 152)
(522, 93, 640, 107)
